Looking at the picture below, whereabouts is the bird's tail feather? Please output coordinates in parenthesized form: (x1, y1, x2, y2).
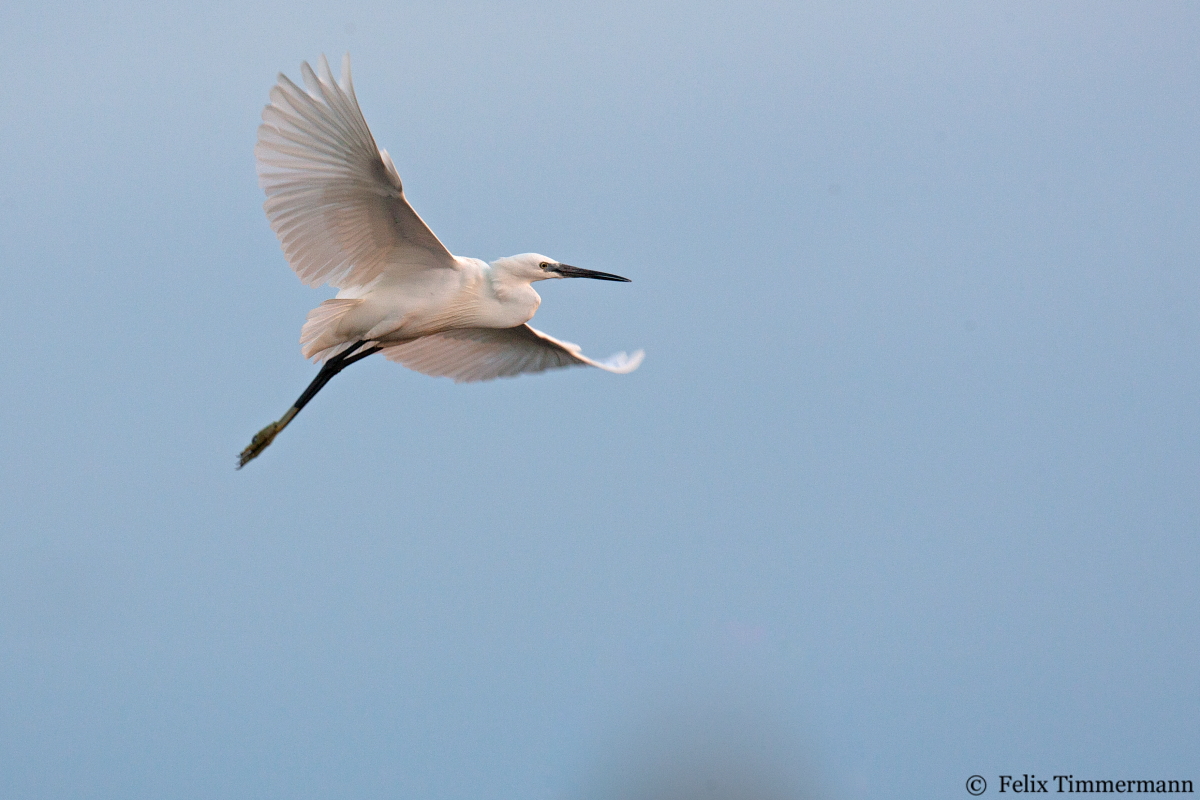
(300, 298, 363, 362)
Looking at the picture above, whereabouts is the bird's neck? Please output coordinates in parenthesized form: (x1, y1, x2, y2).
(484, 266, 542, 327)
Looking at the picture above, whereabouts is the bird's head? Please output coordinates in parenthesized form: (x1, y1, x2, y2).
(491, 253, 631, 284)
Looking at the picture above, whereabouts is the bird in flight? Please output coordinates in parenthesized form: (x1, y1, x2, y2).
(239, 55, 642, 468)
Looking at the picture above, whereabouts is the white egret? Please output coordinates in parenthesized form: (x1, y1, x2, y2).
(239, 55, 642, 468)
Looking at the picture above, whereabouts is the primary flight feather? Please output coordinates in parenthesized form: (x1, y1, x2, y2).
(239, 54, 642, 468)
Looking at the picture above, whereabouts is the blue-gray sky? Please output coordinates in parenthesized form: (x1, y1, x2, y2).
(1, 2, 1197, 798)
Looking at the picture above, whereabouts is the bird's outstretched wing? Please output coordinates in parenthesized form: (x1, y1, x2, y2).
(379, 324, 644, 383)
(256, 54, 458, 289)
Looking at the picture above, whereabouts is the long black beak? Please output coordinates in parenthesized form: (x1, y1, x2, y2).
(552, 263, 631, 282)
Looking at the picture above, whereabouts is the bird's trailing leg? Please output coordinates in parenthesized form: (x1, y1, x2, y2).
(238, 341, 382, 469)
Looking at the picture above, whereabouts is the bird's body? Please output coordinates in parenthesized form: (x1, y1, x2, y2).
(238, 54, 641, 467)
(304, 256, 541, 359)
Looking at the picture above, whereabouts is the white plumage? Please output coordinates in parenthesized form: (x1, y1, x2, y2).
(256, 56, 458, 290)
(239, 54, 641, 467)
(380, 325, 643, 383)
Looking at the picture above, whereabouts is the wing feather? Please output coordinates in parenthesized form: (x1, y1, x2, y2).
(256, 54, 457, 289)
(379, 325, 644, 383)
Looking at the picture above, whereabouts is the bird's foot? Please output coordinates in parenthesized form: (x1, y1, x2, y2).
(237, 421, 281, 469)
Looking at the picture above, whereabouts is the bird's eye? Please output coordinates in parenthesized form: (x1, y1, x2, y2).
(539, 262, 550, 268)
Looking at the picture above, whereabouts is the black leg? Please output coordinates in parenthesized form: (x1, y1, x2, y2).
(238, 341, 383, 469)
(290, 342, 382, 413)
